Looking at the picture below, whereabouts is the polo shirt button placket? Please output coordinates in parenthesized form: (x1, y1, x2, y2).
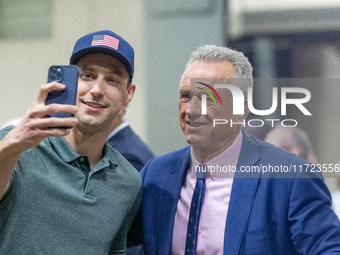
(78, 156, 91, 192)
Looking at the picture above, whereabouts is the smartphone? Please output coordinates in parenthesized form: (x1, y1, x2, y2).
(45, 65, 79, 118)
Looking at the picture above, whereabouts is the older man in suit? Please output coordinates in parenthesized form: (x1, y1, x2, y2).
(131, 45, 340, 255)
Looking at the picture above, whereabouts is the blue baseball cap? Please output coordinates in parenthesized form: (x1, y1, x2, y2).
(70, 30, 134, 78)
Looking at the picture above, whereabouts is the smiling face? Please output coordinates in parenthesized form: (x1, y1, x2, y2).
(179, 61, 249, 160)
(75, 53, 135, 134)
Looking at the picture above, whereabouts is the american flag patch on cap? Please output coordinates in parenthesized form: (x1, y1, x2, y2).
(91, 34, 119, 50)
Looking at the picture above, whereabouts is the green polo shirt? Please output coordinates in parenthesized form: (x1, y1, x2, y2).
(0, 126, 142, 255)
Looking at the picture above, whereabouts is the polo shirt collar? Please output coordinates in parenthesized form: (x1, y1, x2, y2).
(49, 136, 79, 163)
(48, 136, 117, 167)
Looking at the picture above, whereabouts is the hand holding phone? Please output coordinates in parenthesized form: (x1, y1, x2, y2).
(45, 65, 79, 118)
(2, 79, 78, 156)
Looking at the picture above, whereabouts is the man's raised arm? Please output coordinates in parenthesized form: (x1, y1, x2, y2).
(0, 81, 78, 199)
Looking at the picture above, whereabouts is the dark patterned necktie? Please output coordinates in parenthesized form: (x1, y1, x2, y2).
(185, 165, 207, 254)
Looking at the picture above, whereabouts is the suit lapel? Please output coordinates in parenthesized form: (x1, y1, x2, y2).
(157, 147, 191, 254)
(155, 134, 262, 254)
(223, 132, 261, 255)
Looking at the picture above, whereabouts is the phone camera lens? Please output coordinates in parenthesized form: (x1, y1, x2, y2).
(56, 72, 62, 80)
(48, 66, 64, 82)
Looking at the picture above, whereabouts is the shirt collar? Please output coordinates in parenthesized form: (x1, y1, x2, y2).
(190, 131, 243, 180)
(49, 136, 79, 163)
(107, 121, 129, 140)
(48, 136, 117, 168)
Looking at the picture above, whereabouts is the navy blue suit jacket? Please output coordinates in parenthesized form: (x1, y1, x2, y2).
(108, 125, 154, 171)
(140, 132, 340, 254)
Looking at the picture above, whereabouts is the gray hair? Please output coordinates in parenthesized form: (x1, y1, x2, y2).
(185, 45, 253, 95)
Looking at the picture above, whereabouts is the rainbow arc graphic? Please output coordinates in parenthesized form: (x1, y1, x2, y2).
(197, 82, 223, 106)
(197, 82, 222, 115)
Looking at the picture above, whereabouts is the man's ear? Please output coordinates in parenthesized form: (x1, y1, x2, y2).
(124, 83, 136, 107)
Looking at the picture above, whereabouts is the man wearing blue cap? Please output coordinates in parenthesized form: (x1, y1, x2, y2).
(0, 30, 141, 254)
